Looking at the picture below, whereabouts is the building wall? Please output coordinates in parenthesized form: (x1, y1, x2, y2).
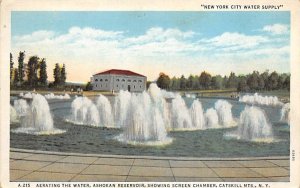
(91, 74, 146, 92)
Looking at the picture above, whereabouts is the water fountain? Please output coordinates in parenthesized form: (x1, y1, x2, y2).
(185, 93, 196, 98)
(225, 106, 273, 142)
(114, 90, 131, 128)
(22, 92, 34, 99)
(14, 99, 29, 116)
(10, 105, 19, 123)
(45, 93, 71, 100)
(161, 90, 176, 99)
(12, 94, 65, 135)
(204, 108, 220, 129)
(189, 99, 205, 130)
(280, 103, 290, 124)
(170, 94, 193, 130)
(239, 93, 283, 106)
(96, 94, 114, 127)
(117, 91, 171, 145)
(215, 100, 236, 127)
(148, 84, 171, 130)
(67, 96, 100, 126)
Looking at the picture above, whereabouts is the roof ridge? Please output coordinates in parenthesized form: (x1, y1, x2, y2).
(94, 69, 146, 77)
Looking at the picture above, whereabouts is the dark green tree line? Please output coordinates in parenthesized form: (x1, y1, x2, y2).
(156, 70, 290, 92)
(10, 52, 53, 88)
(53, 63, 67, 86)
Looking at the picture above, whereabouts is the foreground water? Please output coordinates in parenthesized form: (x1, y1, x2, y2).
(10, 97, 289, 158)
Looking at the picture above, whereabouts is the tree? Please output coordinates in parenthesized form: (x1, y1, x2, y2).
(187, 75, 194, 89)
(146, 81, 152, 89)
(258, 75, 265, 91)
(18, 51, 25, 85)
(170, 77, 180, 90)
(277, 73, 288, 90)
(179, 75, 187, 89)
(226, 72, 238, 88)
(13, 68, 19, 87)
(199, 71, 212, 89)
(237, 76, 249, 92)
(260, 70, 269, 90)
(283, 75, 290, 91)
(53, 63, 61, 86)
(61, 64, 67, 85)
(211, 75, 223, 89)
(10, 53, 14, 83)
(223, 76, 228, 88)
(156, 72, 170, 89)
(247, 71, 260, 91)
(39, 58, 48, 86)
(85, 82, 93, 91)
(267, 71, 279, 90)
(192, 75, 200, 89)
(27, 56, 39, 87)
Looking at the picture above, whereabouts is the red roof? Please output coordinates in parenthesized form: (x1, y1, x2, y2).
(94, 69, 146, 77)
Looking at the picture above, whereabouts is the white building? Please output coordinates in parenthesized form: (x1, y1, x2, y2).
(91, 69, 147, 92)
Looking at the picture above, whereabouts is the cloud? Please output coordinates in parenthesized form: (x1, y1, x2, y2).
(203, 32, 268, 50)
(262, 24, 289, 35)
(125, 27, 195, 44)
(13, 30, 55, 43)
(11, 27, 289, 82)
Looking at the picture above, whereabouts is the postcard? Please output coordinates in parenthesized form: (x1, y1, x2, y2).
(0, 0, 300, 188)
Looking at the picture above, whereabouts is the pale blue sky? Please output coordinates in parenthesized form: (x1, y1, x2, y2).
(11, 11, 290, 82)
(12, 11, 290, 37)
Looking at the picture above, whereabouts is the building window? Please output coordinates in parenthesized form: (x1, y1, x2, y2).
(106, 84, 108, 87)
(128, 79, 131, 82)
(116, 79, 120, 81)
(139, 80, 142, 82)
(101, 84, 102, 87)
(140, 86, 142, 88)
(117, 85, 118, 87)
(122, 79, 125, 82)
(105, 79, 108, 81)
(95, 79, 98, 82)
(133, 80, 136, 82)
(134, 86, 135, 88)
(100, 79, 103, 82)
(96, 84, 97, 87)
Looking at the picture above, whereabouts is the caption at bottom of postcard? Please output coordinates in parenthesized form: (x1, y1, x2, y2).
(15, 183, 272, 188)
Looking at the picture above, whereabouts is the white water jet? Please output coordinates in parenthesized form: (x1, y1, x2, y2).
(117, 91, 171, 145)
(122, 94, 151, 141)
(204, 108, 220, 129)
(45, 93, 71, 100)
(225, 106, 273, 142)
(13, 99, 29, 116)
(189, 99, 205, 130)
(67, 97, 100, 126)
(114, 90, 131, 128)
(161, 90, 176, 99)
(96, 94, 114, 127)
(148, 84, 171, 130)
(239, 93, 283, 106)
(280, 103, 290, 124)
(185, 93, 196, 98)
(10, 105, 19, 123)
(170, 94, 193, 130)
(12, 94, 64, 135)
(22, 92, 33, 99)
(214, 100, 236, 127)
